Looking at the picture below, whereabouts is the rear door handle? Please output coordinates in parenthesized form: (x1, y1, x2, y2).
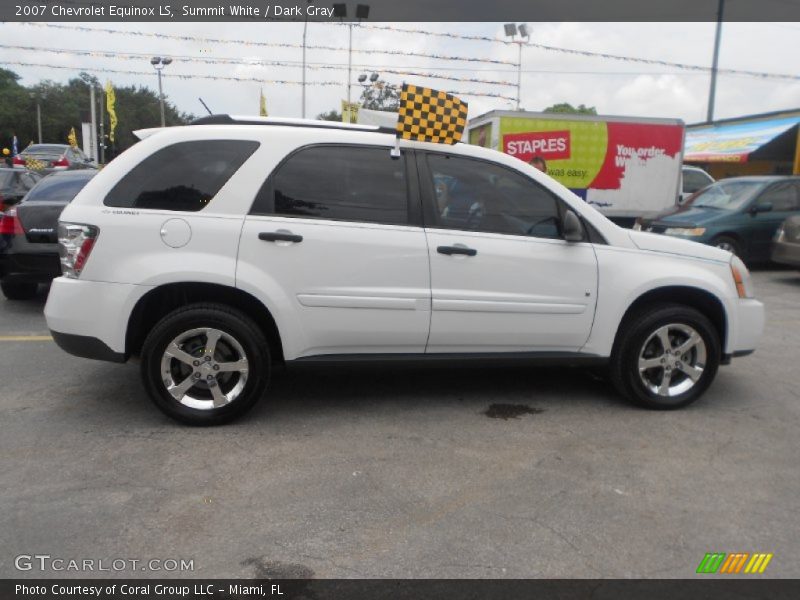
(259, 231, 303, 243)
(437, 245, 477, 257)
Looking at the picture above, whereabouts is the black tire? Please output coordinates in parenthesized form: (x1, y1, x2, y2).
(610, 303, 721, 410)
(140, 303, 271, 425)
(1, 281, 38, 300)
(711, 235, 743, 259)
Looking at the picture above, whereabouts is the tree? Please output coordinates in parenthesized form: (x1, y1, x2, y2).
(0, 68, 195, 159)
(543, 102, 597, 115)
(316, 109, 342, 122)
(359, 81, 400, 112)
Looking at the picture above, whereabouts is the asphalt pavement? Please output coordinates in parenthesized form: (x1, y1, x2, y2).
(1, 269, 798, 578)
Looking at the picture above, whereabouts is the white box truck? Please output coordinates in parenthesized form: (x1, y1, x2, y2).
(467, 110, 686, 226)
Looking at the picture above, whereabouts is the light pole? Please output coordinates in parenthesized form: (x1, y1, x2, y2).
(302, 0, 315, 119)
(150, 56, 172, 127)
(30, 93, 44, 144)
(504, 23, 530, 111)
(333, 3, 370, 107)
(707, 0, 725, 122)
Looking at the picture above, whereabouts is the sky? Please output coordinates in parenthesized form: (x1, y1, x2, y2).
(0, 21, 799, 126)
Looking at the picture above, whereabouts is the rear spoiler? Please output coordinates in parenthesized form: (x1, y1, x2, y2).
(133, 128, 161, 140)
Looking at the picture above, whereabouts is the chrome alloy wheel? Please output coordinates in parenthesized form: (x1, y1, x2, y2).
(637, 323, 707, 397)
(159, 327, 249, 410)
(715, 241, 737, 253)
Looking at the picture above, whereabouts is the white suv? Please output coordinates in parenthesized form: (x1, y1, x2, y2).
(44, 116, 764, 425)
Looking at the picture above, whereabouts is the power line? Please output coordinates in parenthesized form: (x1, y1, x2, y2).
(12, 22, 518, 66)
(0, 60, 519, 101)
(0, 44, 517, 87)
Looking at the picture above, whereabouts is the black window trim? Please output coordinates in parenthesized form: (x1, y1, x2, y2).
(417, 149, 606, 244)
(248, 142, 423, 228)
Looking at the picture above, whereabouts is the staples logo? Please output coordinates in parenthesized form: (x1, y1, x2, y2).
(504, 130, 571, 161)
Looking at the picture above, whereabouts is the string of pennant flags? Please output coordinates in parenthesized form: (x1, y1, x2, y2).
(0, 44, 518, 88)
(0, 60, 518, 102)
(15, 22, 519, 67)
(10, 21, 799, 83)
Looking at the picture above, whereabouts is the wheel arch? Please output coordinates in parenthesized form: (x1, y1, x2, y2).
(613, 285, 728, 355)
(126, 282, 284, 363)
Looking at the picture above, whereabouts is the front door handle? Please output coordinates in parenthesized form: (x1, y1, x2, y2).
(437, 245, 477, 257)
(259, 231, 303, 243)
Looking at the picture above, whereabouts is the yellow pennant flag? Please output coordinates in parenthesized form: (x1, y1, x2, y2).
(259, 88, 268, 116)
(105, 81, 117, 143)
(67, 127, 78, 149)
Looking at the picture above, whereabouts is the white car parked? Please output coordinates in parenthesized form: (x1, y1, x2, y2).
(44, 116, 764, 425)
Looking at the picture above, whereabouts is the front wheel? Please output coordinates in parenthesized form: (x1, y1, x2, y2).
(711, 235, 743, 259)
(611, 304, 721, 409)
(140, 303, 271, 425)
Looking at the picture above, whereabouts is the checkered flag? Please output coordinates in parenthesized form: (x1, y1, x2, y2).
(396, 84, 468, 145)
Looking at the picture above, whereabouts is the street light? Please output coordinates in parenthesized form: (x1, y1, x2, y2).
(302, 0, 316, 119)
(333, 3, 371, 107)
(504, 23, 530, 111)
(151, 56, 172, 127)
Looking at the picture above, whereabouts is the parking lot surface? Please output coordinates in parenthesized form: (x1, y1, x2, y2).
(1, 269, 798, 578)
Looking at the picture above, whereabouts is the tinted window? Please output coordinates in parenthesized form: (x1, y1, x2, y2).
(21, 173, 38, 189)
(426, 153, 561, 239)
(683, 169, 712, 194)
(105, 140, 259, 211)
(260, 146, 408, 225)
(24, 145, 69, 155)
(759, 182, 800, 212)
(26, 174, 95, 203)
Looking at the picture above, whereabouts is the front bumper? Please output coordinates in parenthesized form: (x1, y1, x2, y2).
(771, 241, 800, 268)
(727, 297, 765, 356)
(45, 277, 153, 360)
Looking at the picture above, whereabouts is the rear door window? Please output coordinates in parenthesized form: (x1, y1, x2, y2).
(252, 145, 410, 226)
(105, 140, 259, 211)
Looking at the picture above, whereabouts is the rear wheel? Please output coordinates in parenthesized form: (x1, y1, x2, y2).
(1, 281, 38, 300)
(611, 304, 720, 409)
(140, 303, 270, 425)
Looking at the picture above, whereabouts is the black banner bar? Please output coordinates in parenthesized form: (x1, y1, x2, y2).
(4, 0, 800, 22)
(4, 579, 800, 600)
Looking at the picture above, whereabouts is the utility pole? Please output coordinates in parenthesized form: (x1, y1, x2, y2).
(707, 0, 725, 122)
(36, 100, 42, 144)
(347, 23, 353, 106)
(89, 85, 97, 161)
(98, 85, 106, 165)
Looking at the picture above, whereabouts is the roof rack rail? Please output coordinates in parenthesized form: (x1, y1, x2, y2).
(190, 114, 397, 135)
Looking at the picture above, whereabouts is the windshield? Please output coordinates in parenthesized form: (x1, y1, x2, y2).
(25, 174, 94, 203)
(0, 171, 15, 188)
(692, 180, 765, 210)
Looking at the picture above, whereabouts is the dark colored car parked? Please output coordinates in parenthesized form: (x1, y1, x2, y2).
(640, 176, 800, 262)
(0, 168, 43, 212)
(772, 215, 800, 268)
(13, 144, 96, 174)
(0, 170, 96, 299)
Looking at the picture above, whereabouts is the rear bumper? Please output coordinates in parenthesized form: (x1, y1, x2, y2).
(44, 277, 153, 359)
(0, 251, 60, 282)
(51, 331, 126, 363)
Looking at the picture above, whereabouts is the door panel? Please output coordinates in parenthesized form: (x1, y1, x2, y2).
(238, 217, 431, 358)
(425, 229, 597, 351)
(418, 151, 598, 353)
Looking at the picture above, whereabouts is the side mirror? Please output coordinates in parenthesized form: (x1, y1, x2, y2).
(562, 210, 585, 242)
(750, 202, 772, 214)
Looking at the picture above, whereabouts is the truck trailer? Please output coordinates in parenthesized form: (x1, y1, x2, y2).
(467, 110, 686, 226)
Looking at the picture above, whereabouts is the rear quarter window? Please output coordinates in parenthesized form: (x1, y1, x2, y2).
(104, 140, 259, 211)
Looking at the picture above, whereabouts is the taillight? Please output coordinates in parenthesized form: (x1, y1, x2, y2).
(0, 207, 24, 235)
(58, 222, 99, 278)
(52, 156, 69, 168)
(12, 156, 25, 167)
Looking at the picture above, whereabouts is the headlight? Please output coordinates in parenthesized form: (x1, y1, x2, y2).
(774, 226, 785, 242)
(663, 227, 706, 237)
(730, 255, 754, 299)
